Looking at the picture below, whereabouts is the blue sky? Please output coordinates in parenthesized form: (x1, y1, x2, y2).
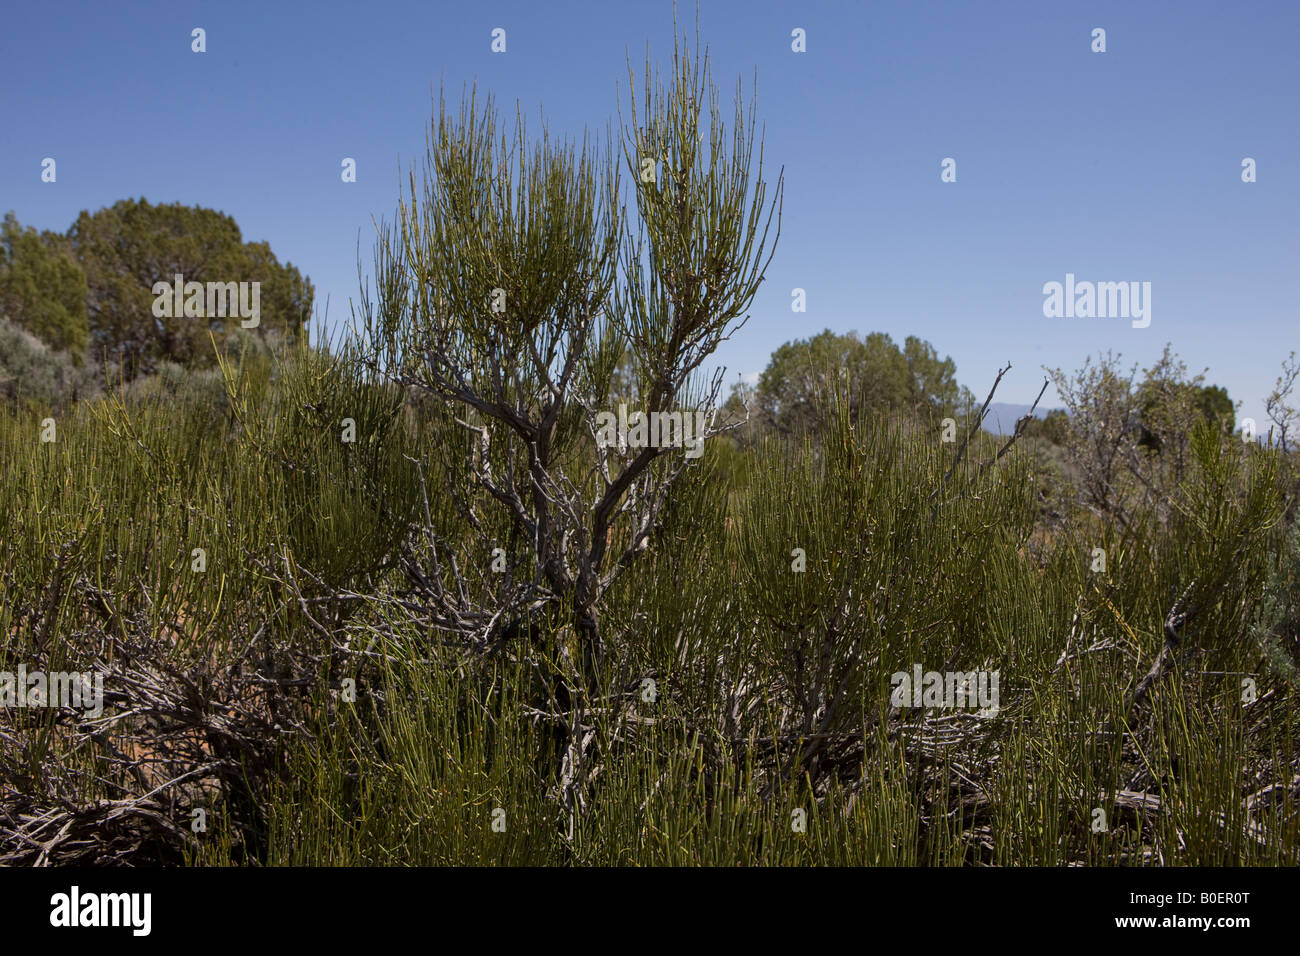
(2, 0, 1297, 424)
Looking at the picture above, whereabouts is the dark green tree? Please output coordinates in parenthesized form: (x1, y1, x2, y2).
(1021, 408, 1070, 445)
(902, 334, 967, 412)
(0, 212, 89, 355)
(742, 328, 971, 437)
(67, 198, 314, 376)
(755, 329, 902, 434)
(1195, 384, 1234, 433)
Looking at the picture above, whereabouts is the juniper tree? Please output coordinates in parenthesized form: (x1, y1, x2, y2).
(68, 199, 313, 376)
(0, 212, 88, 355)
(355, 34, 781, 700)
(735, 328, 974, 441)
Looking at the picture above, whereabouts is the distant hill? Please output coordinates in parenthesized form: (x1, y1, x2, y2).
(981, 402, 1063, 435)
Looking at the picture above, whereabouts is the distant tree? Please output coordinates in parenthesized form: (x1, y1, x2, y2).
(67, 198, 314, 376)
(754, 329, 900, 434)
(1133, 348, 1214, 495)
(0, 211, 88, 355)
(744, 328, 971, 437)
(1195, 384, 1234, 434)
(1021, 408, 1070, 445)
(902, 334, 969, 413)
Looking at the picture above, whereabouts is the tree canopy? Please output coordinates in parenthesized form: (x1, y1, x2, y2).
(0, 212, 88, 355)
(1, 201, 314, 384)
(67, 198, 314, 375)
(737, 328, 973, 437)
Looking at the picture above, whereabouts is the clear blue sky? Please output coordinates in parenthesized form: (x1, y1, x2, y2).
(3, 0, 1297, 424)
